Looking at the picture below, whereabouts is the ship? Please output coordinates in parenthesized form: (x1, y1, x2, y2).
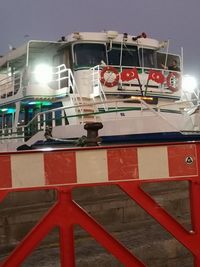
(0, 30, 199, 151)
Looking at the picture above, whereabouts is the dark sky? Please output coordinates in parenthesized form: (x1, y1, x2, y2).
(0, 0, 199, 77)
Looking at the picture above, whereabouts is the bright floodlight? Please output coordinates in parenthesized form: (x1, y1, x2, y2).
(34, 64, 52, 84)
(182, 75, 198, 92)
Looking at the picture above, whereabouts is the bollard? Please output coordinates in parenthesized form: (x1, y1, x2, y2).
(84, 122, 103, 146)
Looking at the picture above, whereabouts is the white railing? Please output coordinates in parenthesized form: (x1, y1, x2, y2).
(0, 64, 82, 103)
(90, 65, 108, 110)
(52, 64, 82, 113)
(90, 64, 182, 97)
(0, 73, 22, 99)
(0, 98, 195, 142)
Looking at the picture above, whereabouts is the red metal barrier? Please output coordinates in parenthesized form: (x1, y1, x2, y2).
(0, 142, 200, 266)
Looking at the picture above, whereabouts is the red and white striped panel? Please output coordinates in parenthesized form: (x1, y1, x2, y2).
(0, 144, 198, 189)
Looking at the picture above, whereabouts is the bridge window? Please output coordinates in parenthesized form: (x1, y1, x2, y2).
(139, 48, 156, 68)
(74, 43, 107, 68)
(108, 44, 139, 67)
(157, 52, 180, 71)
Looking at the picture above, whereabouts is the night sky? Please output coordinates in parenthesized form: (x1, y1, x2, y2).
(0, 0, 199, 77)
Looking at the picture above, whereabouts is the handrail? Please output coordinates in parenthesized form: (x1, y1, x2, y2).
(0, 98, 189, 141)
(89, 64, 182, 103)
(140, 99, 181, 131)
(0, 65, 82, 102)
(157, 100, 194, 109)
(90, 65, 108, 110)
(157, 100, 196, 128)
(0, 98, 141, 137)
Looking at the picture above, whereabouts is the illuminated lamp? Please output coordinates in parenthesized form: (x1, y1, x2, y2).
(28, 101, 52, 106)
(34, 64, 52, 84)
(7, 108, 15, 113)
(182, 75, 197, 92)
(0, 108, 15, 114)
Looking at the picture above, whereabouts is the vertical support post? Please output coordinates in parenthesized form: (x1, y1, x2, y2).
(52, 111, 56, 127)
(61, 110, 65, 126)
(37, 114, 41, 131)
(59, 224, 75, 267)
(190, 180, 200, 267)
(43, 113, 46, 129)
(58, 189, 75, 267)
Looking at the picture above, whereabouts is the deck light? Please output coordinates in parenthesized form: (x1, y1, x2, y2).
(182, 75, 197, 92)
(34, 64, 52, 84)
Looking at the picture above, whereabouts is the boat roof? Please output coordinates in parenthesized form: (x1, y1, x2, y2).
(0, 31, 165, 68)
(0, 40, 66, 68)
(65, 31, 163, 49)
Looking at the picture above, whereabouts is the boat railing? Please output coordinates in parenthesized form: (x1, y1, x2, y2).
(54, 64, 68, 90)
(90, 65, 108, 110)
(157, 100, 194, 111)
(90, 64, 181, 95)
(51, 64, 83, 113)
(0, 64, 83, 105)
(0, 73, 22, 99)
(0, 98, 192, 142)
(53, 65, 75, 91)
(157, 100, 199, 131)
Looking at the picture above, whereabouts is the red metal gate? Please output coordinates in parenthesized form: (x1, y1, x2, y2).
(0, 142, 200, 266)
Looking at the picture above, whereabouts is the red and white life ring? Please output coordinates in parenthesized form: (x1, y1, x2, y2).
(100, 66, 119, 87)
(166, 72, 180, 92)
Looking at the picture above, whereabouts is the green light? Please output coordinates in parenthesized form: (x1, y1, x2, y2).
(42, 101, 52, 106)
(7, 108, 15, 113)
(28, 101, 52, 106)
(0, 108, 15, 113)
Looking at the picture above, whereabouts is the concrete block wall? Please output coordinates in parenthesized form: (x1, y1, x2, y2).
(0, 181, 194, 266)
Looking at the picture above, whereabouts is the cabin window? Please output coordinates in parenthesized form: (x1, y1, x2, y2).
(139, 48, 156, 68)
(157, 52, 180, 71)
(0, 105, 15, 129)
(18, 111, 25, 125)
(73, 43, 107, 68)
(0, 113, 13, 129)
(108, 44, 139, 67)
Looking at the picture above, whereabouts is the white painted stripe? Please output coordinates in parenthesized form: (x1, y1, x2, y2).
(138, 146, 169, 179)
(11, 153, 45, 188)
(76, 150, 108, 183)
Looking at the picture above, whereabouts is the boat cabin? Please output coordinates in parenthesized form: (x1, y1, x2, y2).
(0, 31, 182, 145)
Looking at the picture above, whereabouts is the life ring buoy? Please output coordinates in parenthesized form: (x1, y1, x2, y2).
(166, 72, 180, 92)
(100, 66, 119, 87)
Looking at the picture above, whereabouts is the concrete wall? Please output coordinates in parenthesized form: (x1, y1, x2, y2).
(0, 181, 194, 266)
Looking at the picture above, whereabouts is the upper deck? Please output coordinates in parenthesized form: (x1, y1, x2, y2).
(0, 31, 182, 123)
